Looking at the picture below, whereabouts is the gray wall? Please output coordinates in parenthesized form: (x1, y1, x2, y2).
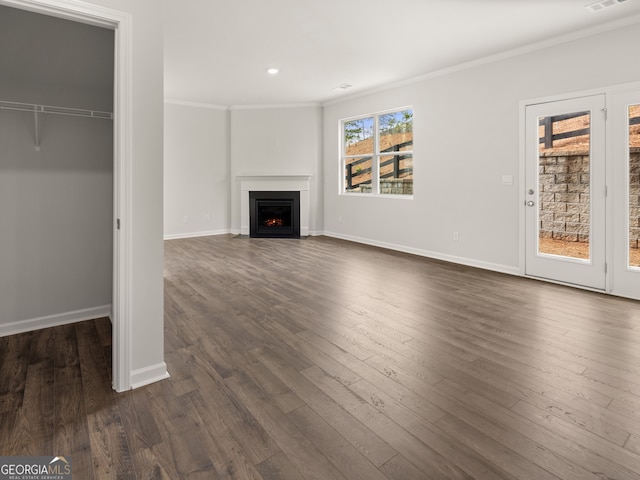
(0, 6, 114, 110)
(323, 22, 640, 274)
(163, 104, 325, 238)
(0, 6, 114, 327)
(164, 102, 230, 238)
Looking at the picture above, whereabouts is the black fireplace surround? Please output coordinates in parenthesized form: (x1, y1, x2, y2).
(249, 191, 300, 238)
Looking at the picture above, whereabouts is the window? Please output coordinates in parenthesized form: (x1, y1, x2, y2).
(342, 107, 413, 196)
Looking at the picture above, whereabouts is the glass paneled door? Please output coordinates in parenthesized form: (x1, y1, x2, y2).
(525, 95, 606, 289)
(612, 90, 640, 299)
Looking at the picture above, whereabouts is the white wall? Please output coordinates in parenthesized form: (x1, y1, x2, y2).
(323, 23, 640, 273)
(0, 6, 113, 329)
(229, 106, 324, 234)
(164, 102, 229, 238)
(102, 0, 166, 384)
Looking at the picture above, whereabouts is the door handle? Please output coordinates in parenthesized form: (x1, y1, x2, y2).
(526, 201, 535, 207)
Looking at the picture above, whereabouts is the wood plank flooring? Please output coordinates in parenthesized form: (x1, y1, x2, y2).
(2, 234, 640, 479)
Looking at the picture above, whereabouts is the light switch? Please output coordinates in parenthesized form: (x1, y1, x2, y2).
(502, 175, 514, 186)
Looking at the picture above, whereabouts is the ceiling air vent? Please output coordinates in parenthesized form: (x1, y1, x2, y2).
(585, 0, 628, 12)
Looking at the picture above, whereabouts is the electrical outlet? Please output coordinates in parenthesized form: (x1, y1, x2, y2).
(453, 231, 460, 241)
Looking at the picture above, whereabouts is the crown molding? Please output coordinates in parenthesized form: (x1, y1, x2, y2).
(229, 103, 321, 110)
(164, 98, 229, 110)
(323, 13, 640, 107)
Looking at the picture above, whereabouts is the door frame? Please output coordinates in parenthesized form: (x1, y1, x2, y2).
(519, 81, 640, 299)
(0, 0, 134, 391)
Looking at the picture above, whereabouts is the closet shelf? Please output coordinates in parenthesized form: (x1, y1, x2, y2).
(0, 100, 113, 119)
(0, 100, 112, 151)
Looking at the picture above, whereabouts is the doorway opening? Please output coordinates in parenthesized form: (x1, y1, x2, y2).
(1, 0, 133, 391)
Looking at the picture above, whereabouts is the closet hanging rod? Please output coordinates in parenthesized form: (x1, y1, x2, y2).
(0, 100, 112, 120)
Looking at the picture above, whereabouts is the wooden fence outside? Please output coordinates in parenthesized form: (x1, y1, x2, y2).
(345, 140, 413, 190)
(539, 111, 640, 148)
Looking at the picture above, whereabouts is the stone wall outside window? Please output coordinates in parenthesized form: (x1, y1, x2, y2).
(539, 147, 639, 249)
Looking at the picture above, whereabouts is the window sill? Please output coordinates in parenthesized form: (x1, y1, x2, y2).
(340, 192, 414, 200)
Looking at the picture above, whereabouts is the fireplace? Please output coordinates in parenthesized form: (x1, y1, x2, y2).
(239, 175, 310, 236)
(249, 191, 300, 238)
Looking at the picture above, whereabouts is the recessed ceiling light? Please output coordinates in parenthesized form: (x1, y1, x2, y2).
(585, 0, 627, 12)
(267, 68, 279, 75)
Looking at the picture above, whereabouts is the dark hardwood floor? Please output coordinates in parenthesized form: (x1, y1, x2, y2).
(2, 234, 640, 479)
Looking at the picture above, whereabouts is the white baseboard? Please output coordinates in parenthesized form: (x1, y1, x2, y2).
(0, 305, 112, 337)
(322, 231, 520, 276)
(164, 229, 231, 240)
(130, 361, 170, 390)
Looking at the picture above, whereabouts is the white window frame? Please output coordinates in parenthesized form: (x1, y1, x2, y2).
(340, 106, 413, 198)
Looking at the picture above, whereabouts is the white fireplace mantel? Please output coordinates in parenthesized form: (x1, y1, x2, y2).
(239, 175, 311, 236)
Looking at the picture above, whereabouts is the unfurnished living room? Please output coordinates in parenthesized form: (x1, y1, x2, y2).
(1, 0, 640, 479)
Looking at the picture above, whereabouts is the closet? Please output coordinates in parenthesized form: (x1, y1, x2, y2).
(0, 5, 114, 331)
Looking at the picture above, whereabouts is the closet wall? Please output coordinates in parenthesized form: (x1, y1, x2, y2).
(0, 6, 114, 332)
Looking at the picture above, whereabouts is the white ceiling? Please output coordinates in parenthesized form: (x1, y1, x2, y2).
(164, 0, 640, 107)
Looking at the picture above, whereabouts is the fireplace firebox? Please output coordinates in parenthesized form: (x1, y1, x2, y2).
(249, 191, 300, 238)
